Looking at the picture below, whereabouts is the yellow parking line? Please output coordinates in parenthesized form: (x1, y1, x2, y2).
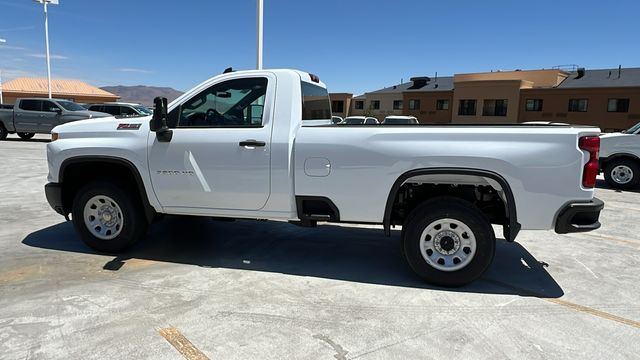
(159, 327, 210, 360)
(544, 298, 640, 329)
(578, 232, 640, 249)
(486, 279, 640, 329)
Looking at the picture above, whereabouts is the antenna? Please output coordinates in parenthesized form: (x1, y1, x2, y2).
(618, 65, 622, 79)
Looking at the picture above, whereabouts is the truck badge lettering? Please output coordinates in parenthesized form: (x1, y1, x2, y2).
(156, 170, 195, 176)
(117, 123, 142, 130)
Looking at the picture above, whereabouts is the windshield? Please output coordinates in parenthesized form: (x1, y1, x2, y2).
(344, 118, 365, 124)
(623, 122, 640, 134)
(133, 105, 152, 115)
(57, 100, 87, 111)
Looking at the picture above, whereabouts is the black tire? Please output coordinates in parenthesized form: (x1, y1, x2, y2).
(71, 181, 148, 253)
(403, 197, 496, 287)
(17, 132, 35, 140)
(0, 124, 7, 140)
(604, 158, 640, 190)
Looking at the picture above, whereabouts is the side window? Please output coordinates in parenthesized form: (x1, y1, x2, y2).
(104, 105, 121, 116)
(19, 99, 41, 111)
(41, 100, 61, 112)
(175, 77, 268, 127)
(120, 106, 137, 116)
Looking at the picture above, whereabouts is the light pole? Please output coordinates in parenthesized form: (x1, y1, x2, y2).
(256, 0, 263, 70)
(0, 38, 5, 104)
(34, 0, 59, 99)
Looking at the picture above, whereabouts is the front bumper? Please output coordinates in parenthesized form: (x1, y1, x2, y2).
(44, 182, 66, 216)
(555, 197, 604, 234)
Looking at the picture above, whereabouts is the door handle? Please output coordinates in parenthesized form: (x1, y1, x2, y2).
(239, 140, 266, 147)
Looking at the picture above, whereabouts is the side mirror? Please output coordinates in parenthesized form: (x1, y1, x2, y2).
(150, 97, 173, 142)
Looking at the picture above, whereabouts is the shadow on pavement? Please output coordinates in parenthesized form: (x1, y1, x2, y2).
(595, 179, 640, 193)
(3, 137, 50, 143)
(22, 216, 563, 297)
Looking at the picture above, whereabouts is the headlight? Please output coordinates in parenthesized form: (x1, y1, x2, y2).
(51, 132, 59, 141)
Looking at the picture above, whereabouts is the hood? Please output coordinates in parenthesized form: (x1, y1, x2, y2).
(87, 110, 112, 118)
(600, 132, 629, 140)
(52, 115, 151, 140)
(62, 110, 112, 119)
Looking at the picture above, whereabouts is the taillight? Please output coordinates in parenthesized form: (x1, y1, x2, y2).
(309, 73, 320, 83)
(579, 136, 600, 188)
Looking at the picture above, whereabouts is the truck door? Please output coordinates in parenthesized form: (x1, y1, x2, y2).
(14, 99, 41, 132)
(148, 75, 275, 211)
(39, 100, 62, 132)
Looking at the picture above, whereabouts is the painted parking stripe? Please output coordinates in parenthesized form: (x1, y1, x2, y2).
(159, 327, 210, 360)
(544, 298, 640, 329)
(486, 279, 640, 329)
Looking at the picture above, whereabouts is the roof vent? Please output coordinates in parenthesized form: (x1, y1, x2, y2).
(408, 76, 430, 90)
(618, 65, 622, 79)
(575, 67, 585, 79)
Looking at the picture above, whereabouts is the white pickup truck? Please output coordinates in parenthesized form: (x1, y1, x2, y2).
(600, 122, 640, 189)
(44, 69, 604, 286)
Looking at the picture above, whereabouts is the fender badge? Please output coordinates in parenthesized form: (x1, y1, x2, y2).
(117, 123, 142, 130)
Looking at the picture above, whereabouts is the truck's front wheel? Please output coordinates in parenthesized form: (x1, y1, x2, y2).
(0, 124, 7, 140)
(72, 181, 147, 253)
(403, 197, 495, 287)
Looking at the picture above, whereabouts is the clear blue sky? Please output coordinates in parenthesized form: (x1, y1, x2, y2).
(1, 0, 639, 95)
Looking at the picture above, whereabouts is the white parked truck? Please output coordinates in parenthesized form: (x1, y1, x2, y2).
(600, 122, 640, 189)
(44, 69, 604, 286)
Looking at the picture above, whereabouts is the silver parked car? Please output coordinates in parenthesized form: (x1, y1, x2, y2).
(87, 102, 152, 118)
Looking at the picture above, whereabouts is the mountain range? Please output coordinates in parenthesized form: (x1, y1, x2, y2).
(100, 85, 183, 107)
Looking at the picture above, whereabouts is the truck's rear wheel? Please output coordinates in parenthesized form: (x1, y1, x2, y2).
(17, 132, 35, 140)
(0, 125, 7, 140)
(72, 181, 147, 253)
(403, 197, 495, 287)
(604, 159, 639, 190)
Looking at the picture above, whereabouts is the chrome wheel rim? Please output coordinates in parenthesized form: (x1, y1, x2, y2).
(611, 165, 633, 185)
(419, 218, 476, 272)
(83, 195, 123, 240)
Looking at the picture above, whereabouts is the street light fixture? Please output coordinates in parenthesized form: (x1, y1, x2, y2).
(256, 0, 263, 70)
(34, 0, 59, 99)
(0, 38, 6, 104)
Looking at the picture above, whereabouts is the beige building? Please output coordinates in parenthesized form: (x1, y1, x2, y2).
(346, 66, 640, 131)
(348, 82, 413, 121)
(1, 78, 119, 105)
(451, 69, 568, 123)
(329, 93, 352, 118)
(403, 76, 454, 123)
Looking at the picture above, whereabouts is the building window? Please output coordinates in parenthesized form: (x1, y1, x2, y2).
(458, 100, 476, 116)
(332, 100, 344, 113)
(568, 99, 588, 112)
(408, 99, 420, 110)
(482, 99, 508, 116)
(354, 101, 364, 110)
(393, 100, 403, 110)
(526, 99, 543, 112)
(436, 99, 449, 110)
(608, 98, 630, 112)
(370, 100, 380, 110)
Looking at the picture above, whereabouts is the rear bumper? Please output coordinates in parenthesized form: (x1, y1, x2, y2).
(555, 198, 604, 234)
(44, 182, 66, 216)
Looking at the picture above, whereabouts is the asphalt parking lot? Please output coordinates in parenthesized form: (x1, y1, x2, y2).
(1, 133, 639, 360)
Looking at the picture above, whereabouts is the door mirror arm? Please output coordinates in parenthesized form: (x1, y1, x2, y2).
(150, 97, 173, 142)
